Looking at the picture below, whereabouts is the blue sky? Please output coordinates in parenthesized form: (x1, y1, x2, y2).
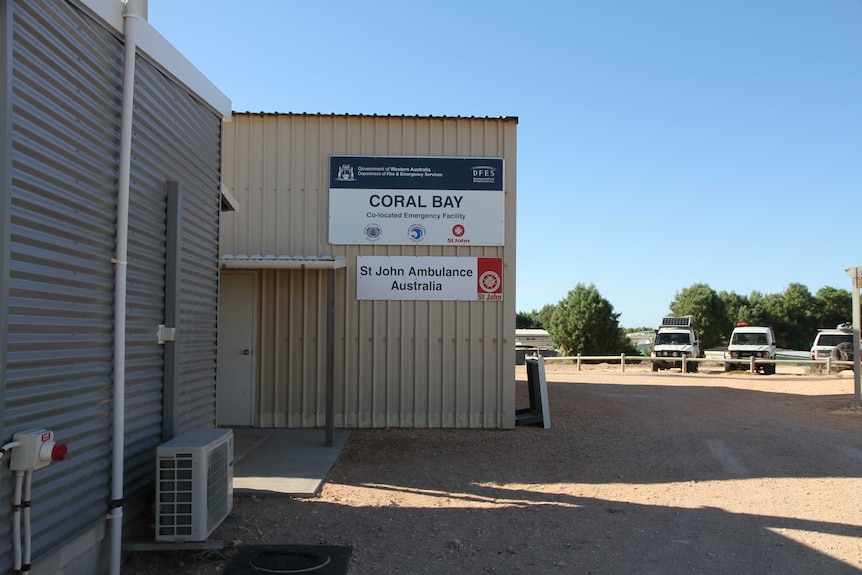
(149, 1, 862, 329)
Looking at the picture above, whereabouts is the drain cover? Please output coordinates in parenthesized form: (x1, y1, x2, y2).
(222, 545, 352, 575)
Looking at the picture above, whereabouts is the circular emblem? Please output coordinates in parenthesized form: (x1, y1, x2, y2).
(407, 224, 426, 242)
(479, 271, 501, 293)
(452, 224, 465, 237)
(364, 224, 382, 242)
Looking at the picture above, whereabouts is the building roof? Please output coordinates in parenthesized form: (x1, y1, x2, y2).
(232, 111, 520, 123)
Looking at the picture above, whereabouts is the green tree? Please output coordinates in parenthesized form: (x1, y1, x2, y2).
(738, 285, 817, 349)
(516, 310, 542, 329)
(744, 291, 771, 326)
(667, 282, 853, 352)
(778, 283, 818, 349)
(814, 286, 853, 328)
(718, 290, 749, 331)
(537, 304, 557, 334)
(544, 283, 636, 356)
(668, 283, 727, 350)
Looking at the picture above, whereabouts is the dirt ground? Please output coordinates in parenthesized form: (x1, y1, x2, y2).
(123, 362, 862, 575)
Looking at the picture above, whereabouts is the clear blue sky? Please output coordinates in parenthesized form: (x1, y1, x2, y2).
(149, 1, 862, 329)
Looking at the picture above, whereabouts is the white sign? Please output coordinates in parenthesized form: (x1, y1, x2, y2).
(356, 256, 503, 301)
(329, 156, 504, 246)
(330, 189, 504, 246)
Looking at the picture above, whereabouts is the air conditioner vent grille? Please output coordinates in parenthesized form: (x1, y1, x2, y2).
(206, 441, 230, 533)
(155, 429, 234, 542)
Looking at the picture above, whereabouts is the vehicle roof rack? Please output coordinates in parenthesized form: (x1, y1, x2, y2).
(661, 316, 694, 327)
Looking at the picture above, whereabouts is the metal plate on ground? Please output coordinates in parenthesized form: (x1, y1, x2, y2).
(222, 545, 352, 575)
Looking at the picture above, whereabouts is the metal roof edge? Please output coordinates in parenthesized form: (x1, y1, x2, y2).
(232, 112, 519, 123)
(77, 0, 232, 119)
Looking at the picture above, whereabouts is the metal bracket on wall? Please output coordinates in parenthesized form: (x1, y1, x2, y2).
(157, 324, 177, 345)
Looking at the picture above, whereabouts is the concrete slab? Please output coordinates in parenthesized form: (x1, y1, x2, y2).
(231, 428, 351, 497)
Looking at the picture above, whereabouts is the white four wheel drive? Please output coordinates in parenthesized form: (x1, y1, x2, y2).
(810, 322, 855, 365)
(651, 316, 700, 373)
(724, 323, 777, 375)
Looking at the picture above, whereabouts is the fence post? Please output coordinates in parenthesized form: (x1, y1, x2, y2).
(682, 356, 687, 373)
(577, 354, 582, 371)
(750, 356, 756, 374)
(621, 354, 626, 372)
(826, 357, 832, 373)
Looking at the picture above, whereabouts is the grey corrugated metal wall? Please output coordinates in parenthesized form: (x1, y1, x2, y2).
(123, 52, 222, 496)
(2, 1, 121, 566)
(222, 113, 517, 429)
(0, 0, 222, 570)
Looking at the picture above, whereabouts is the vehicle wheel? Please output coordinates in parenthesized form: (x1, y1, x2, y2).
(651, 362, 659, 372)
(689, 362, 698, 373)
(765, 363, 775, 375)
(724, 362, 733, 372)
(835, 342, 853, 362)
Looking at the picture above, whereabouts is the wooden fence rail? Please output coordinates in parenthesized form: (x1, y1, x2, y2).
(537, 354, 851, 374)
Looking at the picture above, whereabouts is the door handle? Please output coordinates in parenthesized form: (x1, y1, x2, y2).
(243, 349, 251, 355)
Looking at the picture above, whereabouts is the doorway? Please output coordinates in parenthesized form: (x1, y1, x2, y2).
(217, 271, 256, 426)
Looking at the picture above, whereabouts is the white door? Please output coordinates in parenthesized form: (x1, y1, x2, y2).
(217, 272, 255, 426)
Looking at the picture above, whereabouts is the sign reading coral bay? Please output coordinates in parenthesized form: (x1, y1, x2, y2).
(329, 156, 504, 246)
(357, 256, 503, 301)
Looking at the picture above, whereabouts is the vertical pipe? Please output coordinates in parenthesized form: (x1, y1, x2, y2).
(325, 268, 335, 446)
(22, 470, 31, 571)
(162, 181, 182, 441)
(851, 274, 861, 408)
(110, 1, 138, 574)
(12, 470, 22, 573)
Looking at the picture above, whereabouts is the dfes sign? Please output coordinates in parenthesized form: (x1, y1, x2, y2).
(329, 156, 504, 246)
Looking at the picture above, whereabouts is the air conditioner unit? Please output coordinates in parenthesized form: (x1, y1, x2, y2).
(155, 428, 234, 542)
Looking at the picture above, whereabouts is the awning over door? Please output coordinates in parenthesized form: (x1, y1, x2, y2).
(220, 255, 347, 269)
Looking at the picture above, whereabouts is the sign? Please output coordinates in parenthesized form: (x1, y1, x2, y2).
(516, 356, 551, 428)
(356, 256, 503, 301)
(329, 156, 504, 246)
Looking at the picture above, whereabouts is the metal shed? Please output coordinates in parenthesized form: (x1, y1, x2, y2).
(220, 113, 517, 430)
(0, 0, 230, 573)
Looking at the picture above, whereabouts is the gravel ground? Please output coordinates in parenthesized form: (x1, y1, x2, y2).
(123, 362, 862, 575)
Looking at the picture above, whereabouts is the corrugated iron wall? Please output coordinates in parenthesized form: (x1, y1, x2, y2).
(257, 268, 329, 427)
(0, 0, 222, 569)
(123, 53, 222, 494)
(2, 1, 121, 564)
(222, 113, 517, 429)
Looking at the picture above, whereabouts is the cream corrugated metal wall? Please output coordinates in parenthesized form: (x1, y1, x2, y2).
(222, 113, 517, 428)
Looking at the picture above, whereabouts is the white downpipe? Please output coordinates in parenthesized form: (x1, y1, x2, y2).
(12, 471, 23, 573)
(110, 1, 138, 574)
(0, 442, 21, 573)
(22, 470, 32, 572)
